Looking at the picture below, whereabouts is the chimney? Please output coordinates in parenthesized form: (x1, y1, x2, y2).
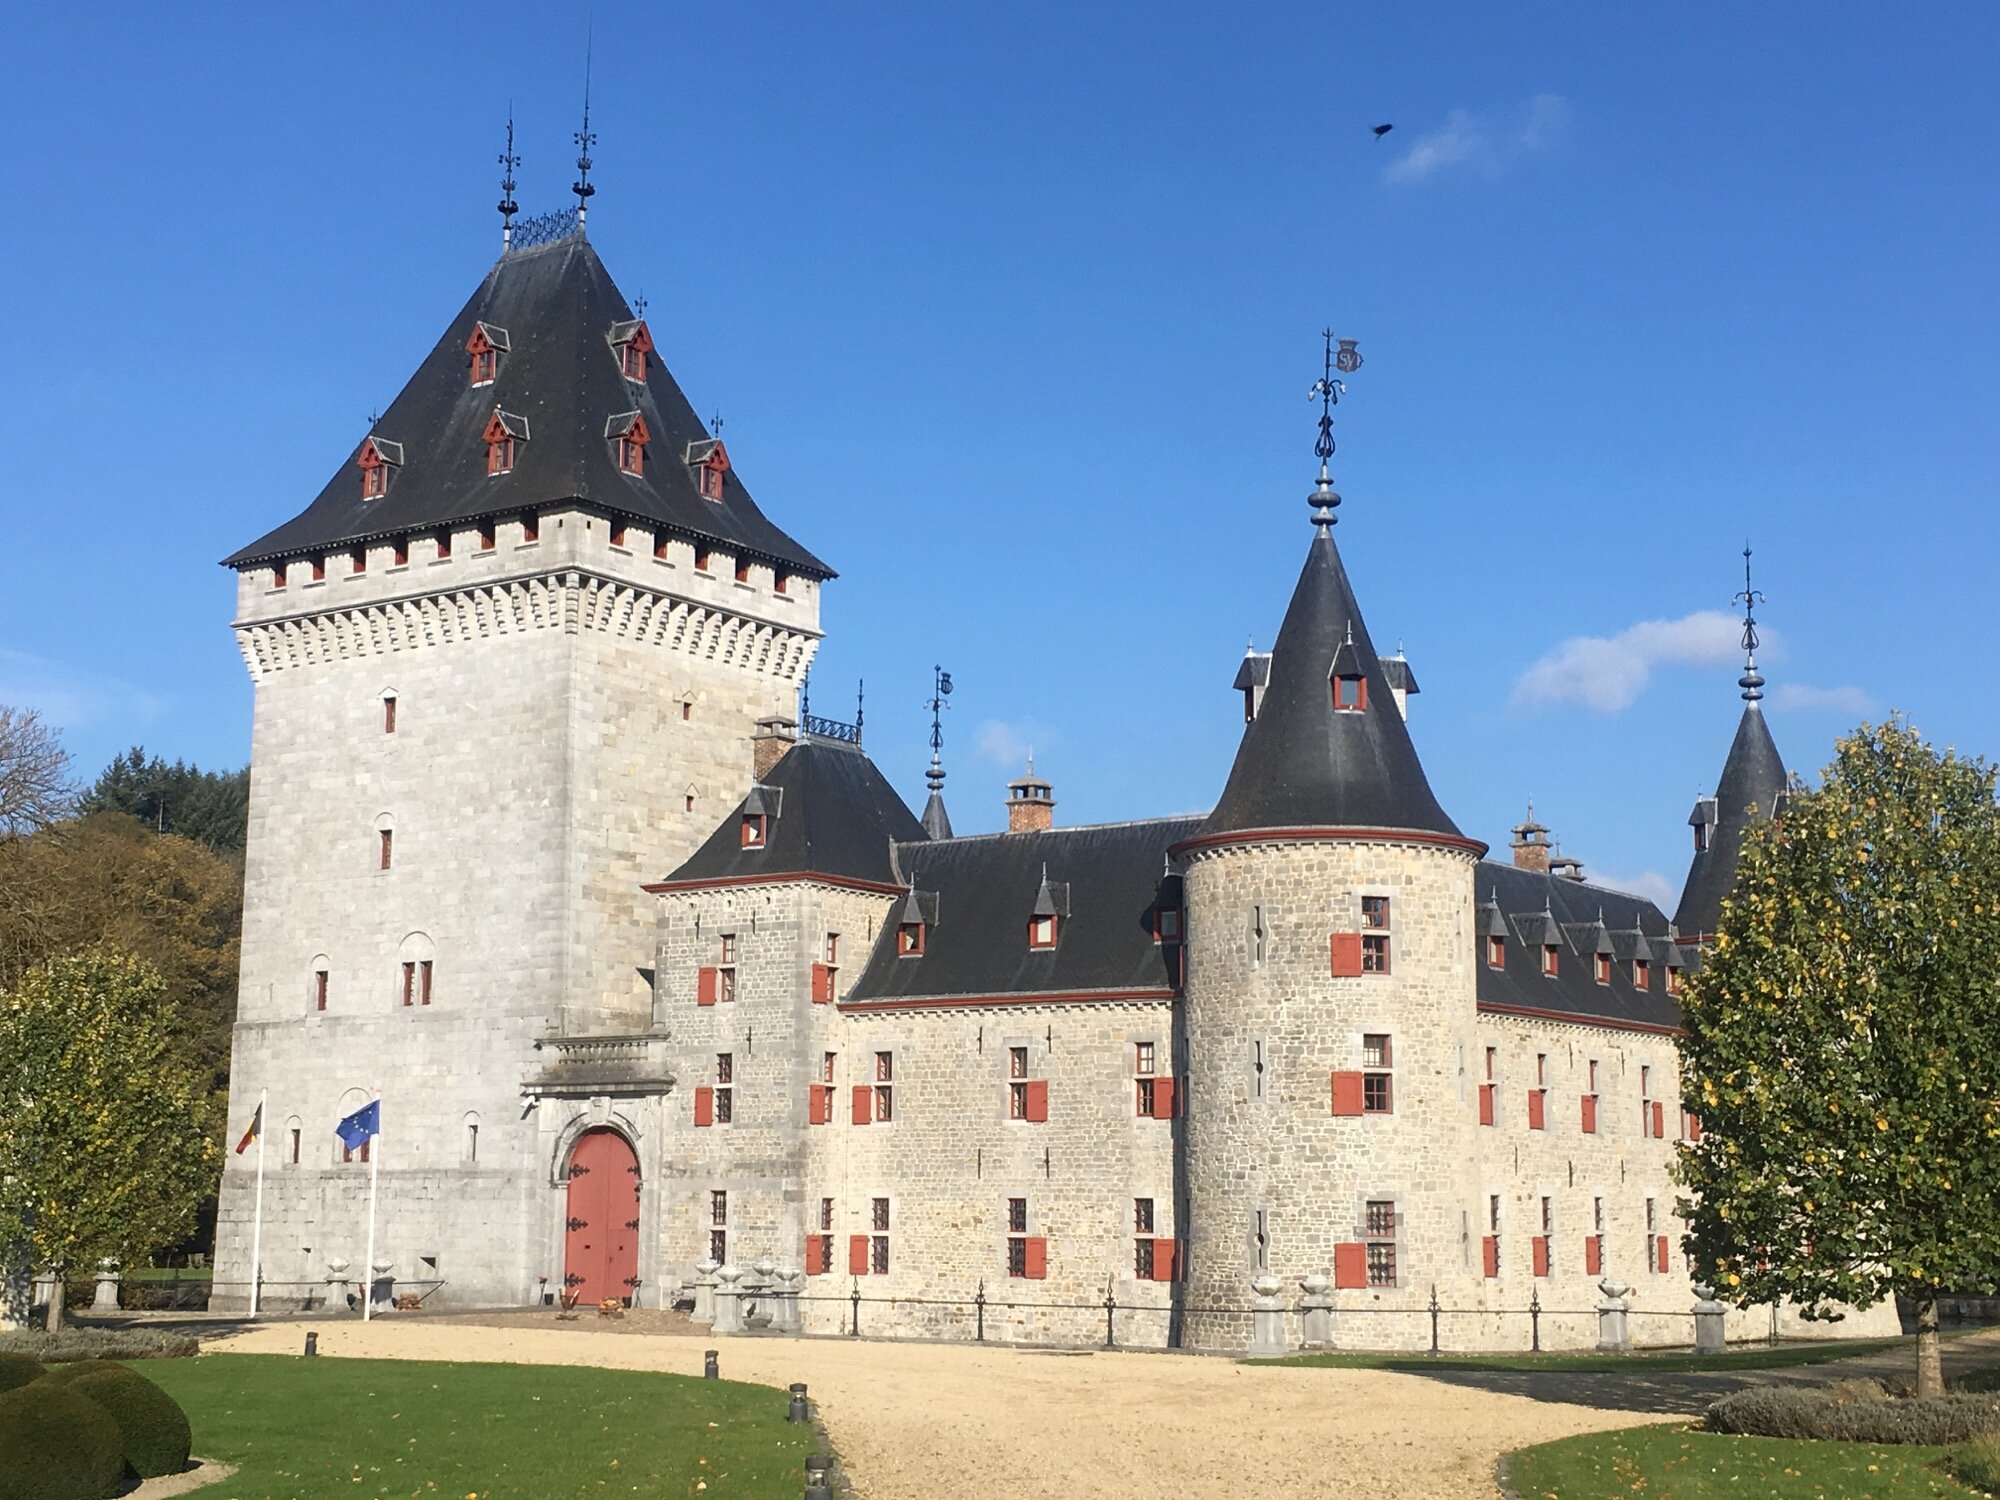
(1005, 761, 1055, 834)
(1510, 805, 1551, 873)
(1549, 849, 1586, 882)
(751, 717, 797, 782)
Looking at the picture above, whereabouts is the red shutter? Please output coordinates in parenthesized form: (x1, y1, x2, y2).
(1531, 1236, 1551, 1278)
(1329, 932, 1364, 978)
(1478, 1083, 1496, 1127)
(1481, 1236, 1499, 1279)
(808, 1085, 830, 1126)
(693, 1086, 713, 1127)
(1527, 1090, 1545, 1131)
(1333, 1242, 1367, 1289)
(1585, 1236, 1603, 1275)
(1151, 1239, 1177, 1282)
(696, 967, 718, 1006)
(1330, 1071, 1365, 1117)
(1581, 1094, 1598, 1134)
(1655, 1236, 1670, 1274)
(1025, 1079, 1049, 1123)
(849, 1235, 870, 1275)
(811, 963, 833, 1004)
(1687, 1112, 1703, 1143)
(805, 1237, 827, 1275)
(1022, 1237, 1047, 1280)
(1153, 1078, 1176, 1120)
(851, 1086, 872, 1125)
(1652, 1101, 1666, 1139)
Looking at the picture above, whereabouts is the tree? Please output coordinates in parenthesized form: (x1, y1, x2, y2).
(1677, 719, 2000, 1394)
(79, 748, 249, 858)
(0, 706, 72, 836)
(0, 953, 219, 1330)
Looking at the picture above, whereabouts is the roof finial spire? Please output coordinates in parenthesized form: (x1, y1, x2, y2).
(498, 111, 521, 251)
(1734, 543, 1766, 704)
(572, 32, 597, 228)
(924, 666, 953, 796)
(1308, 330, 1361, 531)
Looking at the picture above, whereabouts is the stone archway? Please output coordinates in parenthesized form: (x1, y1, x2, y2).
(563, 1128, 641, 1306)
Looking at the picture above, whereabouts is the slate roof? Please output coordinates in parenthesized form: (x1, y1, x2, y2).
(1477, 860, 1685, 1031)
(1673, 703, 1788, 939)
(224, 235, 830, 576)
(1200, 532, 1465, 842)
(845, 818, 1201, 1005)
(653, 736, 926, 889)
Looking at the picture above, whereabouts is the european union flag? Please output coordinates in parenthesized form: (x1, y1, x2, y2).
(335, 1099, 380, 1151)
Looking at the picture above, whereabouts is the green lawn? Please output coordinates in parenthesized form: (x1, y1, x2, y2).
(1506, 1424, 1980, 1499)
(1253, 1336, 1904, 1373)
(142, 1353, 816, 1499)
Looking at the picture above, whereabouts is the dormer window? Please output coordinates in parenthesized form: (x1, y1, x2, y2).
(897, 922, 925, 956)
(687, 439, 730, 502)
(1666, 965, 1683, 997)
(1486, 935, 1506, 969)
(1594, 952, 1612, 985)
(608, 319, 654, 382)
(1542, 944, 1560, 977)
(1028, 914, 1059, 950)
(357, 436, 402, 500)
(1154, 907, 1182, 944)
(607, 412, 650, 476)
(1633, 958, 1651, 990)
(740, 813, 767, 848)
(466, 323, 509, 386)
(1333, 674, 1367, 712)
(484, 410, 528, 476)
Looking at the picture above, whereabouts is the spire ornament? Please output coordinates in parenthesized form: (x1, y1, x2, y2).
(924, 666, 953, 796)
(572, 40, 597, 227)
(1734, 544, 1766, 704)
(498, 114, 521, 251)
(1308, 330, 1360, 530)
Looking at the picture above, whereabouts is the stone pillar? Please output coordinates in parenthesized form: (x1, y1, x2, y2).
(692, 1259, 720, 1325)
(742, 1257, 776, 1331)
(1596, 1278, 1632, 1353)
(325, 1259, 352, 1314)
(90, 1260, 121, 1313)
(1691, 1283, 1728, 1356)
(772, 1267, 803, 1334)
(1299, 1274, 1334, 1350)
(30, 1272, 58, 1317)
(1248, 1274, 1288, 1358)
(371, 1261, 395, 1312)
(711, 1264, 744, 1335)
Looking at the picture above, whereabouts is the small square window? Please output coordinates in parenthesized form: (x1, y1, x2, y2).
(1333, 675, 1367, 711)
(1361, 1033, 1392, 1068)
(740, 813, 766, 848)
(1027, 914, 1058, 949)
(897, 922, 925, 956)
(1361, 896, 1390, 929)
(1154, 907, 1182, 943)
(1364, 1199, 1396, 1237)
(1363, 1073, 1393, 1113)
(1366, 1242, 1397, 1286)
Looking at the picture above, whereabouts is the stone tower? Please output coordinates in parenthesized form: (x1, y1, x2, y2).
(1175, 523, 1484, 1350)
(211, 227, 829, 1310)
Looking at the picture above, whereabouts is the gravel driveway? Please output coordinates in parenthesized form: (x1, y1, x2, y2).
(206, 1320, 1673, 1499)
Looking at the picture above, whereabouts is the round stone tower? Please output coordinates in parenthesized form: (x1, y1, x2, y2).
(1174, 524, 1484, 1352)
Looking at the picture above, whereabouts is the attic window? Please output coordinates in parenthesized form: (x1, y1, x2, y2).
(607, 412, 651, 476)
(687, 440, 731, 502)
(1028, 914, 1059, 950)
(1666, 966, 1683, 997)
(1154, 907, 1182, 943)
(610, 319, 653, 382)
(466, 323, 508, 386)
(484, 410, 528, 475)
(740, 813, 767, 849)
(357, 436, 401, 500)
(1594, 952, 1612, 985)
(773, 571, 790, 596)
(1542, 944, 1560, 977)
(1486, 935, 1506, 969)
(1693, 823, 1709, 853)
(1333, 674, 1367, 713)
(897, 922, 925, 957)
(1633, 958, 1651, 990)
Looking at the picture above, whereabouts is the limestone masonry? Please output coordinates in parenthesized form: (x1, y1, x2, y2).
(209, 226, 1895, 1351)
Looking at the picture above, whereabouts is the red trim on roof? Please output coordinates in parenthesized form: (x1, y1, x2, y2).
(1476, 1000, 1683, 1038)
(1171, 826, 1489, 859)
(642, 870, 907, 897)
(839, 987, 1178, 1015)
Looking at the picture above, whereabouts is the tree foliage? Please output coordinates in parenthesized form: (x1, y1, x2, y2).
(1677, 720, 2000, 1388)
(0, 954, 219, 1315)
(0, 707, 72, 836)
(79, 748, 249, 859)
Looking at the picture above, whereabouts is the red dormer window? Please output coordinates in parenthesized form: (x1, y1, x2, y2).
(1333, 674, 1367, 712)
(1633, 958, 1650, 990)
(1666, 966, 1683, 997)
(484, 410, 526, 476)
(1153, 907, 1182, 944)
(357, 436, 400, 500)
(1486, 935, 1506, 969)
(1028, 914, 1059, 950)
(611, 320, 653, 382)
(740, 813, 766, 848)
(897, 922, 925, 956)
(1542, 944, 1560, 977)
(609, 412, 651, 476)
(1693, 822, 1709, 852)
(688, 440, 731, 501)
(466, 323, 508, 385)
(1594, 952, 1612, 985)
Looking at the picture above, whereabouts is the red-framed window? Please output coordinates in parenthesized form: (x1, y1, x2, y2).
(1485, 934, 1506, 969)
(740, 813, 766, 848)
(433, 530, 450, 560)
(311, 556, 327, 581)
(1527, 1052, 1547, 1130)
(1594, 951, 1612, 985)
(359, 442, 392, 499)
(1483, 1195, 1502, 1278)
(694, 546, 713, 573)
(734, 557, 751, 584)
(1133, 1198, 1177, 1282)
(1007, 1047, 1049, 1122)
(392, 539, 409, 567)
(616, 323, 653, 382)
(896, 921, 925, 956)
(1027, 913, 1059, 950)
(485, 422, 516, 475)
(773, 571, 790, 595)
(806, 1198, 835, 1275)
(477, 521, 496, 551)
(698, 462, 725, 500)
(1133, 1042, 1175, 1119)
(848, 1052, 892, 1124)
(466, 324, 504, 385)
(1332, 674, 1367, 712)
(1542, 944, 1560, 976)
(520, 512, 539, 543)
(710, 1190, 728, 1264)
(613, 414, 651, 476)
(1633, 957, 1651, 990)
(1533, 1197, 1553, 1277)
(1666, 965, 1683, 996)
(1005, 1197, 1047, 1279)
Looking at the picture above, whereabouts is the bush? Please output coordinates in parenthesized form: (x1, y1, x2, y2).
(1706, 1385, 2000, 1445)
(36, 1360, 120, 1385)
(0, 1328, 197, 1363)
(68, 1365, 192, 1479)
(0, 1355, 44, 1394)
(1943, 1430, 2000, 1496)
(0, 1379, 125, 1500)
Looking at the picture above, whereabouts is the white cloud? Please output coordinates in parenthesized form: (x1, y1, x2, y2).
(1385, 93, 1572, 185)
(1588, 869, 1678, 910)
(1512, 610, 1754, 714)
(974, 718, 1052, 771)
(1772, 682, 1875, 716)
(0, 647, 161, 731)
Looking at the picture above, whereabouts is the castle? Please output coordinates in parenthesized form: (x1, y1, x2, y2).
(211, 210, 1893, 1351)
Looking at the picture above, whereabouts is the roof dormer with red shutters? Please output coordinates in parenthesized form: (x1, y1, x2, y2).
(608, 319, 653, 382)
(484, 410, 529, 475)
(606, 411, 650, 476)
(686, 438, 730, 501)
(357, 436, 403, 500)
(466, 322, 509, 386)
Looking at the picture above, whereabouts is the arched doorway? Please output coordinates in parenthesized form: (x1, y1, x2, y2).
(563, 1129, 640, 1306)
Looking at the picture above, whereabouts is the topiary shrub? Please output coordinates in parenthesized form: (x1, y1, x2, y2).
(34, 1360, 119, 1386)
(0, 1378, 125, 1500)
(68, 1365, 192, 1479)
(1707, 1385, 2000, 1445)
(0, 1356, 44, 1394)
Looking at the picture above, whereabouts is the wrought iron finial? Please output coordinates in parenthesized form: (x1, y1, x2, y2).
(498, 113, 521, 251)
(855, 679, 865, 740)
(798, 669, 810, 722)
(1308, 329, 1359, 531)
(710, 411, 724, 437)
(924, 666, 953, 794)
(573, 35, 597, 227)
(633, 291, 647, 317)
(1734, 543, 1766, 704)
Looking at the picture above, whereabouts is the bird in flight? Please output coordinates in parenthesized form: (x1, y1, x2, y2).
(1372, 123, 1394, 139)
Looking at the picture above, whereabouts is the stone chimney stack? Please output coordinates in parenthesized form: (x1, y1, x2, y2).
(751, 717, 797, 782)
(1005, 760, 1055, 834)
(1510, 805, 1551, 873)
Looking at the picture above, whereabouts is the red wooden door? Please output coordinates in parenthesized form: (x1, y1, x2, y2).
(564, 1129, 640, 1305)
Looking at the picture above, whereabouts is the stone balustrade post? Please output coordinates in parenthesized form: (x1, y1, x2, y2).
(1248, 1273, 1288, 1358)
(711, 1263, 745, 1335)
(90, 1260, 122, 1313)
(1596, 1278, 1632, 1353)
(325, 1258, 352, 1314)
(692, 1258, 720, 1325)
(772, 1266, 803, 1333)
(1691, 1282, 1728, 1355)
(1299, 1273, 1334, 1349)
(743, 1256, 776, 1331)
(371, 1260, 395, 1312)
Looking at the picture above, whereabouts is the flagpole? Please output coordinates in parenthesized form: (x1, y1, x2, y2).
(249, 1088, 267, 1318)
(362, 1092, 380, 1323)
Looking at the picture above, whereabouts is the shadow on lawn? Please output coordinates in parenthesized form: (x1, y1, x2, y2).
(1379, 1362, 1760, 1415)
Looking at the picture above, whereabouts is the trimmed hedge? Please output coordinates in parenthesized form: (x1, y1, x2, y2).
(1706, 1385, 2000, 1445)
(0, 1380, 125, 1500)
(0, 1355, 44, 1394)
(0, 1328, 197, 1363)
(69, 1366, 192, 1479)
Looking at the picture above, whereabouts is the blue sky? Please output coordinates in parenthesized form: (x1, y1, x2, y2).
(2, 3, 1995, 905)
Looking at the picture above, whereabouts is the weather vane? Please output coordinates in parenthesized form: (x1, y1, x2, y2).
(633, 291, 648, 317)
(924, 666, 953, 796)
(572, 37, 597, 227)
(498, 113, 520, 251)
(1734, 544, 1766, 704)
(1307, 330, 1360, 530)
